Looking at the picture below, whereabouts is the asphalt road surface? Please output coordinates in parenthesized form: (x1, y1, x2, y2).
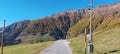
(39, 40, 73, 54)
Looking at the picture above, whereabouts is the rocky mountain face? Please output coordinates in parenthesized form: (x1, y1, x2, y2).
(0, 2, 120, 45)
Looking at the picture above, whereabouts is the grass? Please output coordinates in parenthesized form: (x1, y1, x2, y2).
(0, 41, 54, 54)
(69, 27, 120, 54)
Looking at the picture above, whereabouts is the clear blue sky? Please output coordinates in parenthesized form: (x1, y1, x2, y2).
(0, 0, 119, 27)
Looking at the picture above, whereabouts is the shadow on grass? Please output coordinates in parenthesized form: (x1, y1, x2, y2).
(104, 49, 120, 54)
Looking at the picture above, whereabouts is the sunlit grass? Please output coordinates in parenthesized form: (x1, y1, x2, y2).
(69, 27, 120, 54)
(0, 41, 54, 54)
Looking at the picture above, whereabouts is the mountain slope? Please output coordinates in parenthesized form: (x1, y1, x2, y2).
(15, 8, 89, 44)
(0, 20, 30, 45)
(0, 8, 89, 45)
(67, 2, 120, 36)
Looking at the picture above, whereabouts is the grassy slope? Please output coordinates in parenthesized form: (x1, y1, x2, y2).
(0, 41, 54, 54)
(69, 28, 120, 54)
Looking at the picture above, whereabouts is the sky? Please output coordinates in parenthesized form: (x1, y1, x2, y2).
(0, 0, 119, 27)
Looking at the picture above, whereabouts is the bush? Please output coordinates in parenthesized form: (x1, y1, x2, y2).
(28, 36, 41, 43)
(42, 34, 55, 42)
(28, 34, 54, 43)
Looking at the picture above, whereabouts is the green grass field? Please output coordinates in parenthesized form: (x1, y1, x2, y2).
(69, 28, 120, 54)
(0, 41, 54, 54)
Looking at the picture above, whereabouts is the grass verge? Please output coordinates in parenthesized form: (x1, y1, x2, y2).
(0, 41, 54, 54)
(69, 28, 120, 54)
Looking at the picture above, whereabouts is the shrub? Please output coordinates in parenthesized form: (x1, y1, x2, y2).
(42, 34, 55, 42)
(28, 34, 54, 43)
(28, 36, 41, 43)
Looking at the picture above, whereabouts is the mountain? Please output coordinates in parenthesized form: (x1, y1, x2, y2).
(0, 8, 89, 45)
(15, 9, 89, 44)
(67, 2, 120, 36)
(0, 20, 30, 45)
(0, 2, 120, 45)
(0, 28, 2, 33)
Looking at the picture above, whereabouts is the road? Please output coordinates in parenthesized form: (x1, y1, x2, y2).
(39, 40, 73, 54)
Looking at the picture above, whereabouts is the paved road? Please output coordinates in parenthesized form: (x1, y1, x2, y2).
(39, 40, 73, 54)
